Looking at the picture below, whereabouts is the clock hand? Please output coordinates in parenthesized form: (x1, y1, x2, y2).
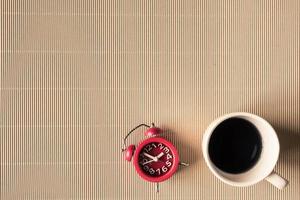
(143, 152, 158, 161)
(142, 159, 155, 165)
(142, 152, 164, 165)
(142, 158, 164, 165)
(156, 152, 164, 159)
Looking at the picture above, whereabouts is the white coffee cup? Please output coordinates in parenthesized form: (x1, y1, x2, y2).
(202, 112, 288, 189)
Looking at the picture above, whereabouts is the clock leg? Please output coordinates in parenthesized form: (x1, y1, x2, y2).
(179, 162, 189, 166)
(156, 182, 159, 193)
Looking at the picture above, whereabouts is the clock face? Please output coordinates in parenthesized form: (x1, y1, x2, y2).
(138, 142, 174, 177)
(133, 137, 179, 182)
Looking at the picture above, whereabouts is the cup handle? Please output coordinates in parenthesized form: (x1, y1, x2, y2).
(265, 171, 289, 189)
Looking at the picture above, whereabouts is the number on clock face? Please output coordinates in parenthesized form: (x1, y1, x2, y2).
(138, 142, 174, 177)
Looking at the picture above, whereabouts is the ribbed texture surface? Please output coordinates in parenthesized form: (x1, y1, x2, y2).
(0, 0, 299, 199)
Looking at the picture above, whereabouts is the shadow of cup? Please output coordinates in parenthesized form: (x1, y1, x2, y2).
(274, 126, 300, 155)
(273, 125, 300, 165)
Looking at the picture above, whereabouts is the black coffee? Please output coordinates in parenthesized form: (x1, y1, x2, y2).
(208, 117, 262, 174)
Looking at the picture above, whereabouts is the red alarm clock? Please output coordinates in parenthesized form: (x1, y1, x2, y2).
(122, 123, 188, 192)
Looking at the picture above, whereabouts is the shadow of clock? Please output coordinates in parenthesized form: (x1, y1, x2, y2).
(161, 128, 201, 174)
(273, 125, 300, 166)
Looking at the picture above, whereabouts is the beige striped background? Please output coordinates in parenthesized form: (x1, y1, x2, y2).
(1, 0, 300, 199)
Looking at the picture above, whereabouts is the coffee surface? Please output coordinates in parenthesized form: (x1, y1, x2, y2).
(208, 117, 262, 174)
